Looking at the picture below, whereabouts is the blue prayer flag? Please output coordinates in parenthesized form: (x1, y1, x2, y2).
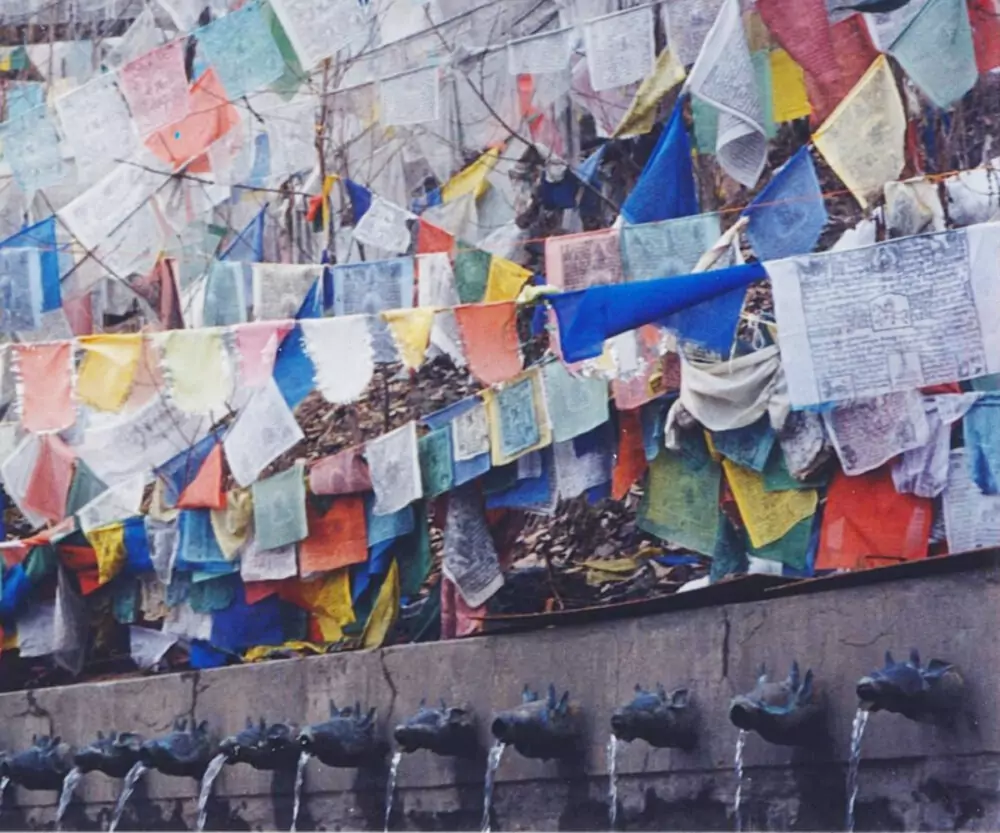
(220, 206, 267, 262)
(744, 146, 827, 261)
(0, 216, 61, 312)
(620, 99, 698, 225)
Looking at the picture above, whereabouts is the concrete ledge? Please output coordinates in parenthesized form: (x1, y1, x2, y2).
(1, 557, 998, 830)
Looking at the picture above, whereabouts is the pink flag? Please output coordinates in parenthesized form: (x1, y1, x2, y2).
(13, 343, 75, 433)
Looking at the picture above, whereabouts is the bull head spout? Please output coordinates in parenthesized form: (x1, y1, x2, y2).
(856, 649, 965, 726)
(728, 661, 825, 746)
(297, 700, 386, 768)
(610, 684, 697, 750)
(74, 731, 144, 779)
(2, 735, 75, 791)
(490, 684, 584, 761)
(393, 699, 478, 757)
(219, 717, 300, 771)
(139, 719, 218, 779)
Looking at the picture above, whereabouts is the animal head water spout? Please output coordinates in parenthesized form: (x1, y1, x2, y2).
(490, 684, 584, 761)
(393, 699, 478, 757)
(297, 700, 386, 768)
(729, 662, 825, 746)
(1, 735, 75, 791)
(219, 718, 300, 771)
(856, 649, 965, 726)
(74, 731, 144, 778)
(139, 719, 218, 779)
(611, 684, 697, 750)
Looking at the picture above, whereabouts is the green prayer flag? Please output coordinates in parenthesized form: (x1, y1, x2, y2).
(418, 428, 454, 499)
(66, 459, 108, 516)
(252, 463, 308, 552)
(453, 246, 491, 304)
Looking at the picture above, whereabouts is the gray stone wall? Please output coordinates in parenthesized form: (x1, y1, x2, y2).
(0, 560, 998, 831)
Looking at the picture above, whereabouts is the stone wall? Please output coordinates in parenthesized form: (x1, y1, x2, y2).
(0, 557, 998, 831)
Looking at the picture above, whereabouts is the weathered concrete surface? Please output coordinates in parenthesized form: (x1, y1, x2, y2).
(0, 560, 997, 831)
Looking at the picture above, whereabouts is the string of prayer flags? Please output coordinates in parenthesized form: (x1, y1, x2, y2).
(196, 0, 287, 100)
(484, 368, 553, 467)
(620, 101, 698, 225)
(769, 49, 812, 123)
(687, 0, 767, 188)
(366, 421, 423, 517)
(300, 316, 375, 404)
(13, 343, 75, 434)
(300, 495, 368, 574)
(613, 47, 687, 138)
(745, 146, 827, 261)
(22, 435, 75, 524)
(816, 466, 932, 570)
(549, 261, 767, 363)
(454, 302, 522, 386)
(224, 378, 304, 488)
(0, 106, 66, 193)
(541, 360, 610, 444)
(968, 0, 1000, 72)
(119, 41, 190, 136)
(812, 55, 905, 209)
(75, 335, 142, 413)
(583, 6, 656, 92)
(484, 257, 532, 304)
(454, 247, 493, 303)
(442, 486, 504, 608)
(638, 442, 722, 556)
(722, 459, 817, 548)
(157, 330, 234, 415)
(252, 463, 308, 552)
(384, 308, 435, 371)
(889, 0, 978, 110)
(210, 489, 253, 560)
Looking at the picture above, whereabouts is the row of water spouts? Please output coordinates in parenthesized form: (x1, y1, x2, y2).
(0, 649, 964, 832)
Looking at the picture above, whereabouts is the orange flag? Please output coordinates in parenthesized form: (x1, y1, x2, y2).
(612, 409, 648, 501)
(299, 495, 368, 574)
(176, 444, 226, 510)
(416, 219, 454, 255)
(454, 302, 522, 386)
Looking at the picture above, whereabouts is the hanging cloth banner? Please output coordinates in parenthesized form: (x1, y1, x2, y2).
(548, 262, 766, 363)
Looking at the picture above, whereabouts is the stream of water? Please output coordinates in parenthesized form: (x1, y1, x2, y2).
(0, 775, 10, 814)
(291, 750, 311, 832)
(733, 729, 747, 833)
(108, 761, 148, 833)
(196, 753, 228, 832)
(607, 735, 620, 829)
(56, 766, 83, 829)
(383, 750, 403, 832)
(480, 740, 506, 833)
(845, 708, 871, 833)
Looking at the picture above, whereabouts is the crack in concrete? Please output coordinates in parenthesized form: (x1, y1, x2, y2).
(378, 649, 398, 724)
(721, 609, 731, 681)
(15, 689, 55, 739)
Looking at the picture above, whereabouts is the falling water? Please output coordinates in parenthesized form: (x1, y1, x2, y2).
(196, 753, 228, 832)
(383, 750, 403, 832)
(733, 729, 747, 833)
(108, 761, 148, 833)
(607, 735, 621, 829)
(56, 766, 83, 828)
(480, 741, 506, 833)
(290, 750, 310, 832)
(845, 708, 871, 833)
(0, 775, 9, 812)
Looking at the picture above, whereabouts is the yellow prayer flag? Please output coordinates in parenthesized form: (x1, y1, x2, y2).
(299, 571, 356, 628)
(383, 308, 436, 370)
(361, 559, 399, 649)
(483, 368, 554, 467)
(440, 147, 500, 203)
(157, 330, 233, 414)
(244, 641, 326, 661)
(210, 488, 253, 560)
(770, 49, 812, 123)
(722, 460, 817, 548)
(483, 256, 532, 303)
(812, 55, 906, 209)
(613, 48, 687, 138)
(322, 173, 339, 231)
(85, 523, 127, 586)
(76, 334, 143, 412)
